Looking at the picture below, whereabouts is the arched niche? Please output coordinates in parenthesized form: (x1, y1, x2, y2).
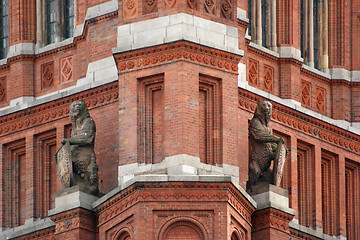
(158, 217, 208, 240)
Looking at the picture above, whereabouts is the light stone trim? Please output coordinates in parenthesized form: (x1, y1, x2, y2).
(302, 63, 331, 79)
(251, 190, 295, 216)
(0, 56, 118, 116)
(113, 13, 243, 56)
(278, 46, 303, 62)
(237, 7, 249, 23)
(238, 80, 360, 134)
(249, 41, 279, 58)
(0, 218, 54, 239)
(48, 191, 99, 216)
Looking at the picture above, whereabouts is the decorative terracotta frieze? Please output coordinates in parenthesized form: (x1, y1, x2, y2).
(95, 182, 255, 226)
(0, 82, 118, 137)
(238, 88, 360, 154)
(115, 41, 241, 74)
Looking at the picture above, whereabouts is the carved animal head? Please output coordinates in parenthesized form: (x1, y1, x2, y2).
(69, 100, 90, 125)
(254, 100, 272, 125)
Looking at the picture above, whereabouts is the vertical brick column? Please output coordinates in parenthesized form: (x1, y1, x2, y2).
(279, 61, 301, 101)
(10, 0, 36, 44)
(25, 135, 35, 221)
(331, 82, 351, 121)
(338, 154, 346, 238)
(163, 61, 199, 158)
(8, 59, 35, 100)
(288, 135, 298, 215)
(313, 144, 322, 230)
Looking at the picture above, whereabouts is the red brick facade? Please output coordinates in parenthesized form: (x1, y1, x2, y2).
(0, 0, 359, 239)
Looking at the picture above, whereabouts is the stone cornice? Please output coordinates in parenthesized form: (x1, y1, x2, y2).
(238, 88, 360, 154)
(114, 41, 241, 74)
(0, 82, 118, 137)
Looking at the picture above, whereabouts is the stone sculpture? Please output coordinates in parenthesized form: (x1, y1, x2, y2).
(247, 100, 287, 193)
(55, 100, 99, 195)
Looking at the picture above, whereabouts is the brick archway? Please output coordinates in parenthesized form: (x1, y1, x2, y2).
(158, 217, 208, 240)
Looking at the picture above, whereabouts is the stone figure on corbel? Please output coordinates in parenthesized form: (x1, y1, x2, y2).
(55, 100, 99, 195)
(247, 100, 287, 193)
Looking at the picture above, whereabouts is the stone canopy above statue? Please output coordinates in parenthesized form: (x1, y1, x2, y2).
(55, 100, 99, 195)
(247, 100, 287, 194)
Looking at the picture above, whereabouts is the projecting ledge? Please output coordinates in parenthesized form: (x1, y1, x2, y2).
(250, 184, 295, 216)
(48, 185, 100, 216)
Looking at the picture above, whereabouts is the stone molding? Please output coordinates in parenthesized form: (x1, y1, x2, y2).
(0, 81, 118, 137)
(238, 88, 360, 154)
(114, 40, 241, 74)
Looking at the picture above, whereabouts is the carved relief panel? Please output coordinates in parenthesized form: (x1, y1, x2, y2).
(41, 61, 55, 89)
(301, 80, 311, 107)
(204, 0, 216, 15)
(315, 86, 325, 112)
(143, 0, 157, 14)
(220, 0, 233, 19)
(263, 65, 273, 92)
(0, 77, 6, 101)
(123, 0, 137, 19)
(248, 59, 258, 86)
(164, 0, 176, 9)
(187, 0, 198, 10)
(61, 56, 73, 83)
